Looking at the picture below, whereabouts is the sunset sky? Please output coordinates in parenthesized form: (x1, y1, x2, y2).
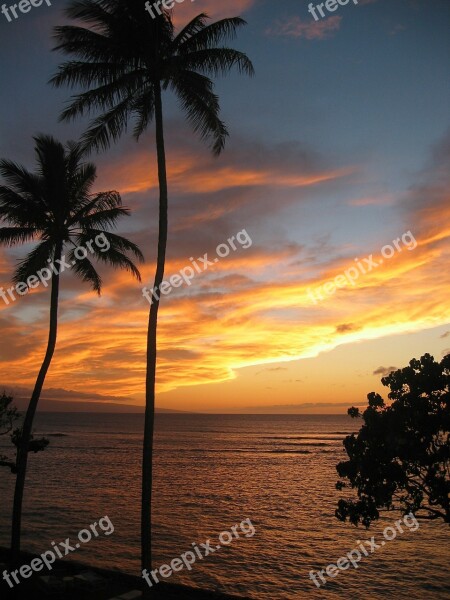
(0, 0, 449, 412)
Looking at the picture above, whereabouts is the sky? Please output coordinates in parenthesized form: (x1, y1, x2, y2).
(0, 0, 449, 413)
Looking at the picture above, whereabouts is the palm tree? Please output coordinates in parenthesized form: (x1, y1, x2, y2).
(50, 1, 254, 571)
(0, 134, 144, 563)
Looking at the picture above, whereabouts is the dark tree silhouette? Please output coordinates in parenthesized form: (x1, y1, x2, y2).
(0, 135, 144, 563)
(51, 1, 254, 571)
(0, 393, 19, 471)
(336, 353, 450, 527)
(0, 392, 18, 436)
(0, 393, 49, 473)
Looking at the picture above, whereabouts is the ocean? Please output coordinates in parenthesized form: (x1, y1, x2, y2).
(0, 413, 448, 599)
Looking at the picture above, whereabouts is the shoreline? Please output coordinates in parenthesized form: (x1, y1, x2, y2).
(0, 547, 251, 599)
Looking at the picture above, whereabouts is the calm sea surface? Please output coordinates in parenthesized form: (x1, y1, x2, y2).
(0, 414, 448, 599)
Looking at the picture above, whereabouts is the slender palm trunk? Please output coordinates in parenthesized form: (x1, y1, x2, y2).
(142, 82, 168, 572)
(10, 243, 62, 566)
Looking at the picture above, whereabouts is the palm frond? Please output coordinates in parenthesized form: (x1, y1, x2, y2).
(67, 162, 98, 210)
(79, 96, 133, 153)
(179, 48, 255, 77)
(0, 227, 37, 247)
(67, 247, 102, 293)
(76, 206, 130, 230)
(64, 0, 116, 31)
(176, 17, 249, 51)
(0, 161, 44, 201)
(171, 72, 228, 155)
(50, 61, 130, 90)
(132, 91, 156, 140)
(78, 229, 145, 264)
(172, 13, 209, 47)
(52, 25, 126, 66)
(68, 190, 122, 225)
(33, 136, 68, 212)
(75, 230, 143, 281)
(59, 86, 122, 123)
(0, 187, 47, 229)
(95, 247, 142, 281)
(13, 238, 56, 286)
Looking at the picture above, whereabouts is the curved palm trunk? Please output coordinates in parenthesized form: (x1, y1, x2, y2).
(142, 81, 168, 572)
(10, 243, 62, 566)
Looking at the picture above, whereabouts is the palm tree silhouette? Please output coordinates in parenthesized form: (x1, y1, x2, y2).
(0, 134, 144, 563)
(51, 1, 254, 571)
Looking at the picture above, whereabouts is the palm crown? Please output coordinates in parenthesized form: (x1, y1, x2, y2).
(51, 1, 254, 154)
(0, 134, 143, 293)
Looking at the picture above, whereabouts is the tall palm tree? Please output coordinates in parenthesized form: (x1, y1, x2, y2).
(0, 134, 144, 563)
(51, 1, 254, 571)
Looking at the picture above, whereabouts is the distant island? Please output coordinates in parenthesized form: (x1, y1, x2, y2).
(12, 398, 188, 413)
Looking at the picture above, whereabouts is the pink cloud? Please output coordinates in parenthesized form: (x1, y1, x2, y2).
(268, 16, 342, 40)
(348, 194, 396, 207)
(170, 0, 255, 28)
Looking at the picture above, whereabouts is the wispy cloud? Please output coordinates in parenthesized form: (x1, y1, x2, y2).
(256, 367, 288, 375)
(267, 16, 342, 40)
(96, 132, 353, 197)
(336, 323, 359, 334)
(347, 194, 396, 207)
(373, 366, 398, 377)
(389, 24, 407, 36)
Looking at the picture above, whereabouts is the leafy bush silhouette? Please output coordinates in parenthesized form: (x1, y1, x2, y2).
(336, 353, 450, 527)
(0, 393, 49, 474)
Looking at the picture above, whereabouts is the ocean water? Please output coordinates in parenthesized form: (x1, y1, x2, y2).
(0, 413, 448, 599)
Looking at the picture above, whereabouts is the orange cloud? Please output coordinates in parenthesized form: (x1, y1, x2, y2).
(97, 146, 352, 196)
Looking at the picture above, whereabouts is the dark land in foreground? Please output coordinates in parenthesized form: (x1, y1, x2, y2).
(0, 548, 250, 600)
